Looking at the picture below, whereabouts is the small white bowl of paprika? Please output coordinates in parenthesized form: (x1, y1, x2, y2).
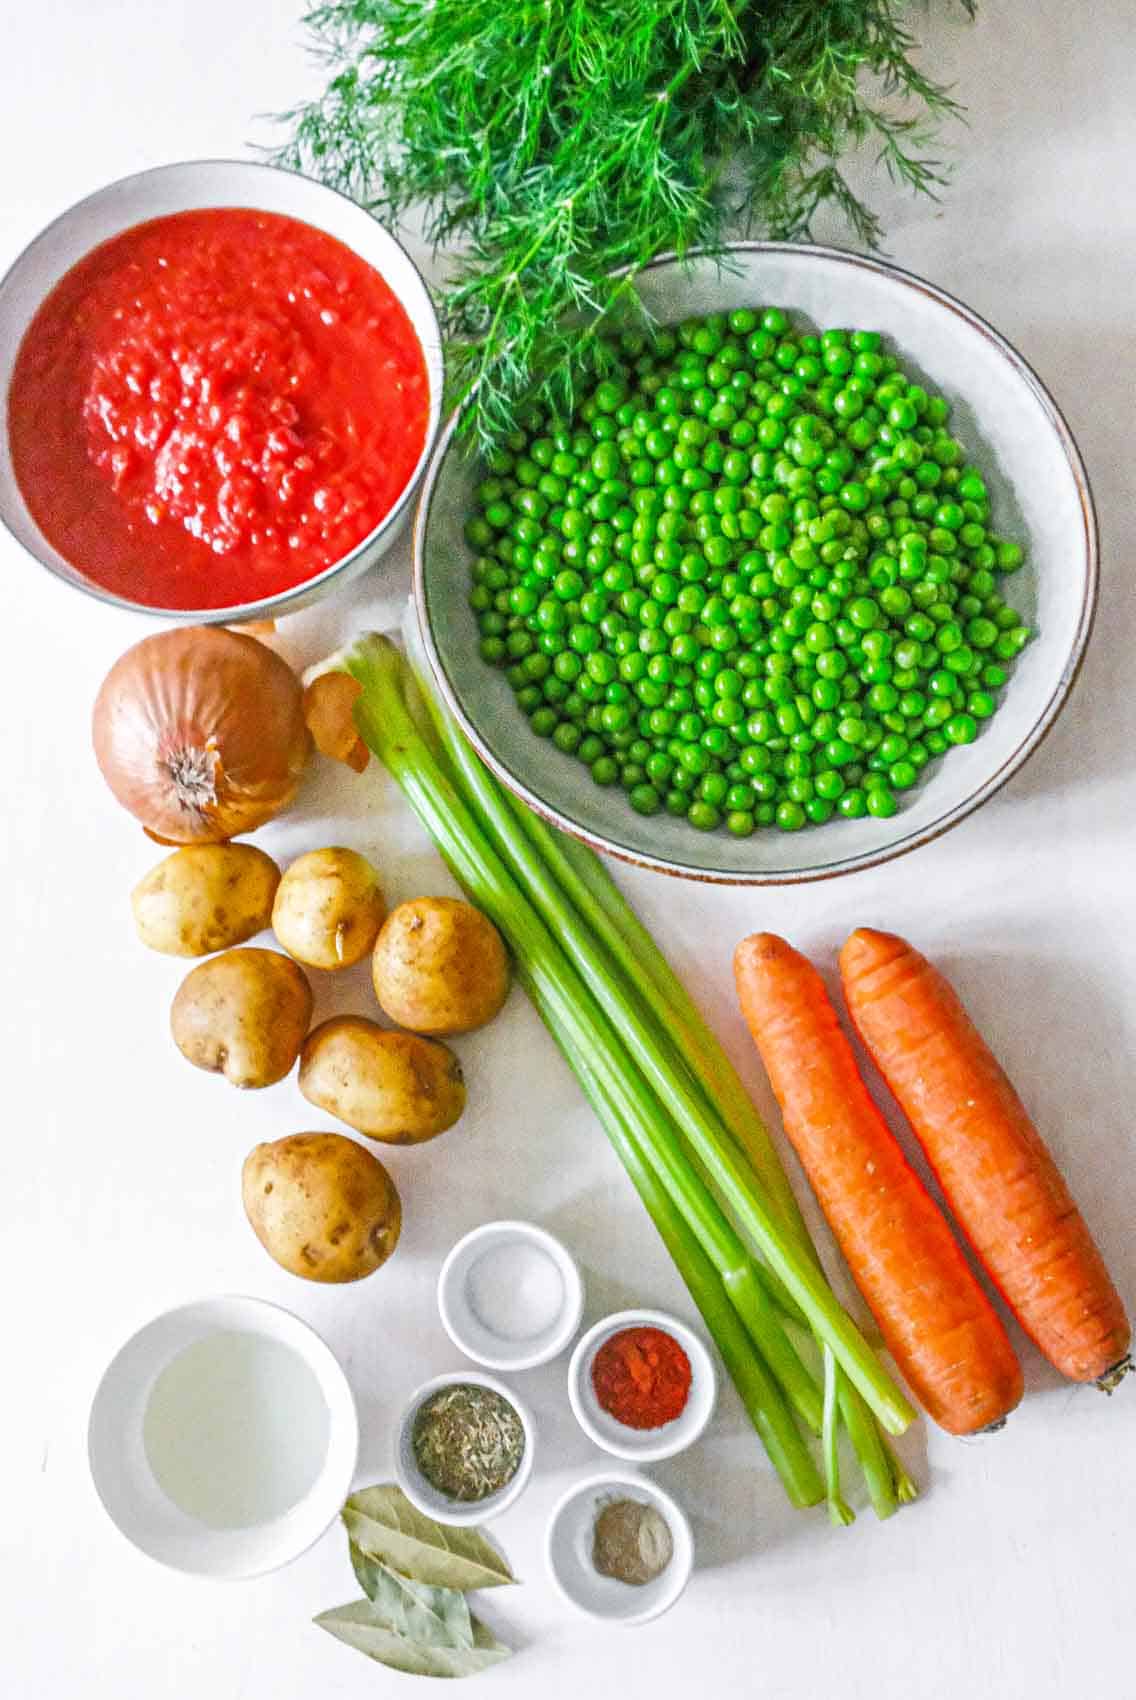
(567, 1308, 716, 1464)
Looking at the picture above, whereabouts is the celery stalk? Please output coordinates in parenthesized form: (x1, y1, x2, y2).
(545, 1021, 824, 1508)
(515, 925, 825, 1440)
(539, 829, 904, 1514)
(506, 813, 906, 1517)
(402, 670, 911, 1437)
(341, 636, 912, 1436)
(423, 717, 824, 1436)
(543, 822, 808, 1240)
(472, 770, 901, 1509)
(504, 796, 806, 1324)
(822, 1348, 855, 1526)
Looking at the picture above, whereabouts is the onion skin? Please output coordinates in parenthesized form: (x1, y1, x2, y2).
(92, 626, 311, 843)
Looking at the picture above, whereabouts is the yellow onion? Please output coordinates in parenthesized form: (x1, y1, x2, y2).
(93, 626, 311, 843)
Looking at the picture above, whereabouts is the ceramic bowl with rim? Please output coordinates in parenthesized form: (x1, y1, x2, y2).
(437, 1219, 585, 1372)
(546, 1470, 694, 1626)
(567, 1308, 716, 1463)
(87, 1294, 359, 1580)
(395, 1370, 535, 1527)
(0, 158, 444, 624)
(413, 242, 1098, 884)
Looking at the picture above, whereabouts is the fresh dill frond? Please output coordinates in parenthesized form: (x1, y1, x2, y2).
(274, 0, 975, 451)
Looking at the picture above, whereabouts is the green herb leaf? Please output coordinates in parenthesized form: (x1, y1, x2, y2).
(350, 1543, 475, 1649)
(342, 1484, 517, 1591)
(315, 1598, 511, 1679)
(274, 0, 976, 451)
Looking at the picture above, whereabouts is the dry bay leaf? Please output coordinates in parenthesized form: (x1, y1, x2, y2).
(342, 1485, 516, 1591)
(315, 1598, 511, 1679)
(350, 1543, 474, 1650)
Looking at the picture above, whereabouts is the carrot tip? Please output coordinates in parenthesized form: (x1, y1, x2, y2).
(1096, 1355, 1133, 1395)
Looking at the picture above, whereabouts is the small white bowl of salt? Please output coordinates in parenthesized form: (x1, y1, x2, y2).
(437, 1220, 585, 1371)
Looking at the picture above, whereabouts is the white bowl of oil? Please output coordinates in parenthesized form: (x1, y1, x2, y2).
(87, 1295, 358, 1578)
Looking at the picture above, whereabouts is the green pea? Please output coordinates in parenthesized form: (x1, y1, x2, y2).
(945, 713, 978, 745)
(627, 783, 661, 815)
(687, 801, 721, 831)
(471, 310, 1026, 842)
(775, 800, 806, 832)
(866, 786, 898, 818)
(569, 624, 600, 654)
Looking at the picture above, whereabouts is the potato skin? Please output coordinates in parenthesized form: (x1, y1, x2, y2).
(132, 844, 281, 957)
(242, 1132, 402, 1283)
(372, 897, 510, 1036)
(272, 846, 386, 970)
(170, 947, 312, 1088)
(299, 1015, 466, 1144)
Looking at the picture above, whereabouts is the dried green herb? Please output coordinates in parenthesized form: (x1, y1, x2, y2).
(350, 1544, 475, 1649)
(412, 1385, 525, 1503)
(275, 0, 977, 450)
(342, 1484, 517, 1590)
(316, 1484, 518, 1680)
(315, 1599, 511, 1679)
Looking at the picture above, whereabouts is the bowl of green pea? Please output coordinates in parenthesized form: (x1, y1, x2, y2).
(413, 243, 1097, 883)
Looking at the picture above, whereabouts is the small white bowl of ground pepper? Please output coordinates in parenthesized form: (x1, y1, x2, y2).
(546, 1471, 694, 1625)
(395, 1370, 535, 1527)
(568, 1309, 716, 1463)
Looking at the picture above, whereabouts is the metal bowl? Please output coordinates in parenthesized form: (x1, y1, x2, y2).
(0, 159, 444, 624)
(413, 243, 1097, 885)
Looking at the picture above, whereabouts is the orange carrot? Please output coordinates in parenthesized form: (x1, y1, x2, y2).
(840, 929, 1131, 1386)
(734, 933, 1023, 1436)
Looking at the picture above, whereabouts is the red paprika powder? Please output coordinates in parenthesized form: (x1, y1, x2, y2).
(591, 1326, 692, 1430)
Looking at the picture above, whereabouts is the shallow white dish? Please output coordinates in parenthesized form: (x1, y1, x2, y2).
(87, 1294, 358, 1580)
(437, 1219, 585, 1371)
(567, 1309, 716, 1464)
(0, 158, 444, 623)
(414, 242, 1098, 883)
(395, 1370, 535, 1527)
(546, 1470, 694, 1626)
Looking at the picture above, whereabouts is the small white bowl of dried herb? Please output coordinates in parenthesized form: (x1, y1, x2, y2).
(546, 1471, 694, 1626)
(395, 1371, 535, 1527)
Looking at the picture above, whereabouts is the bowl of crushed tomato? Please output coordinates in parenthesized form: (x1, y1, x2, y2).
(568, 1309, 717, 1463)
(0, 160, 443, 621)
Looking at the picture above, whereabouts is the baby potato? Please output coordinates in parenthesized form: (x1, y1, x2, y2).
(372, 897, 510, 1035)
(132, 844, 281, 957)
(299, 1016, 465, 1144)
(242, 1132, 402, 1283)
(272, 846, 386, 970)
(171, 947, 312, 1088)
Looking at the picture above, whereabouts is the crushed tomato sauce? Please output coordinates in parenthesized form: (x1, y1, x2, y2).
(7, 208, 429, 609)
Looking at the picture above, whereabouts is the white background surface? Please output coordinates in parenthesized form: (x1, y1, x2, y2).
(2, 4, 1134, 1696)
